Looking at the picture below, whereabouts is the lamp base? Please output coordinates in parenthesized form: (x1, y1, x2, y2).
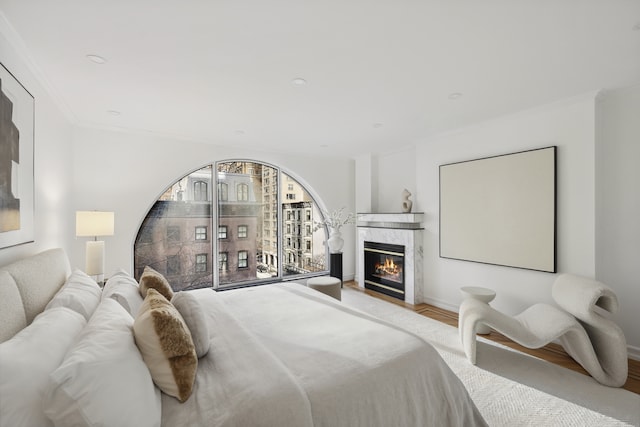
(85, 240, 105, 278)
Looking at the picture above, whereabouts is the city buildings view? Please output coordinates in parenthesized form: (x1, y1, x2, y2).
(133, 161, 328, 291)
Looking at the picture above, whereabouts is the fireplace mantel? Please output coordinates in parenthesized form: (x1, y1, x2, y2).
(357, 213, 423, 304)
(357, 212, 424, 230)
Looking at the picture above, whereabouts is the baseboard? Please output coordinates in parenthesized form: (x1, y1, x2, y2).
(421, 295, 459, 313)
(628, 344, 640, 361)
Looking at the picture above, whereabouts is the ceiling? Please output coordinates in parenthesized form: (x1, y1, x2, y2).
(1, 1, 639, 158)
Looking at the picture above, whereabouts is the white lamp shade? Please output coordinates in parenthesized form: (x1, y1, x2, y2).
(76, 211, 114, 237)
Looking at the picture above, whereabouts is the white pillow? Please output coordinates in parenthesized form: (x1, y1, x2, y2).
(44, 298, 161, 427)
(101, 270, 144, 316)
(0, 307, 86, 427)
(172, 291, 210, 358)
(45, 269, 102, 320)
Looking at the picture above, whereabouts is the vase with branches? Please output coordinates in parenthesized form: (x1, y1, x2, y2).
(313, 207, 355, 253)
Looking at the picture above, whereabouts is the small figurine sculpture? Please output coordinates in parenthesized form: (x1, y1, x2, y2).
(402, 189, 413, 213)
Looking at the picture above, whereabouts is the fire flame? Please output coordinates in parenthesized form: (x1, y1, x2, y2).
(374, 257, 401, 276)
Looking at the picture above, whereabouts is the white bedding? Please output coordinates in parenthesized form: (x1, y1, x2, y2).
(162, 283, 487, 427)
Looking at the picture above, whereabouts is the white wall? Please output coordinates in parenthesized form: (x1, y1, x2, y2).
(414, 94, 598, 317)
(374, 146, 417, 213)
(70, 126, 356, 281)
(0, 21, 74, 267)
(363, 95, 599, 314)
(596, 85, 640, 356)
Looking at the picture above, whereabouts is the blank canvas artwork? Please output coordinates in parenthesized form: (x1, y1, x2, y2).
(439, 146, 556, 273)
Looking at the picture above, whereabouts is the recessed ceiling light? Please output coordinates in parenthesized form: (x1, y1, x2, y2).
(107, 110, 121, 116)
(292, 77, 307, 86)
(86, 54, 107, 64)
(448, 92, 463, 100)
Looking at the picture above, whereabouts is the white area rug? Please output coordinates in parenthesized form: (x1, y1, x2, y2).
(340, 287, 640, 427)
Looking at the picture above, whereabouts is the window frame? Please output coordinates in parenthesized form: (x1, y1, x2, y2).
(238, 250, 248, 269)
(166, 225, 181, 244)
(195, 253, 207, 272)
(195, 225, 207, 241)
(217, 182, 228, 201)
(237, 183, 249, 201)
(219, 252, 228, 271)
(194, 180, 208, 201)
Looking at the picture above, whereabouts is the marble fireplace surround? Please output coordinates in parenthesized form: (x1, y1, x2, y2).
(357, 213, 424, 305)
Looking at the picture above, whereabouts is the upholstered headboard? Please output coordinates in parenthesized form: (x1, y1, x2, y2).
(0, 248, 71, 343)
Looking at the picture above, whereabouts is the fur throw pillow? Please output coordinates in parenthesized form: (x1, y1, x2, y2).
(139, 266, 174, 301)
(133, 288, 197, 402)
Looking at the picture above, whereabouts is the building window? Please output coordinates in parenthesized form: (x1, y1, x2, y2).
(167, 226, 180, 243)
(195, 254, 207, 272)
(219, 252, 228, 271)
(194, 181, 208, 201)
(238, 225, 248, 238)
(218, 183, 228, 201)
(286, 193, 295, 200)
(288, 184, 294, 191)
(306, 209, 311, 221)
(167, 255, 180, 275)
(218, 226, 228, 239)
(237, 183, 249, 201)
(238, 251, 248, 268)
(195, 226, 207, 240)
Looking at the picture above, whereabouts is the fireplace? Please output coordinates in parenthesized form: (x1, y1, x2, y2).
(364, 241, 405, 300)
(357, 213, 423, 304)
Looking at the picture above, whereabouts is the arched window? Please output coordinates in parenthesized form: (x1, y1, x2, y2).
(134, 161, 328, 291)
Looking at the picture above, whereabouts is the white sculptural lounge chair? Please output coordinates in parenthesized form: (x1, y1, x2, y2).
(458, 274, 628, 387)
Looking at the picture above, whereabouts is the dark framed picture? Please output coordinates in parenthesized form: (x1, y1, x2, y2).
(0, 62, 35, 249)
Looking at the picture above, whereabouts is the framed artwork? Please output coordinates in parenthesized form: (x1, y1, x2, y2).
(0, 62, 35, 249)
(439, 146, 556, 273)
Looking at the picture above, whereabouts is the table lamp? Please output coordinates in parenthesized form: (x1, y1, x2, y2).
(76, 211, 115, 280)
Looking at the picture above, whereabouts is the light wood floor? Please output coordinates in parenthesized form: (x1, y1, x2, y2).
(345, 281, 640, 395)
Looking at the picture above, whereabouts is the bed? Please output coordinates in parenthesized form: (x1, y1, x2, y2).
(0, 248, 487, 427)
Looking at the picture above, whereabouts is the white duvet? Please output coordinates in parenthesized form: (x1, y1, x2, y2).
(161, 283, 487, 427)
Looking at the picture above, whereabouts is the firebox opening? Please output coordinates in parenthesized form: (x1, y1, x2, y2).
(364, 241, 405, 300)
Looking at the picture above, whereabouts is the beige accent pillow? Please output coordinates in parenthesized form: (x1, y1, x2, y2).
(139, 266, 174, 301)
(133, 288, 197, 402)
(172, 292, 210, 358)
